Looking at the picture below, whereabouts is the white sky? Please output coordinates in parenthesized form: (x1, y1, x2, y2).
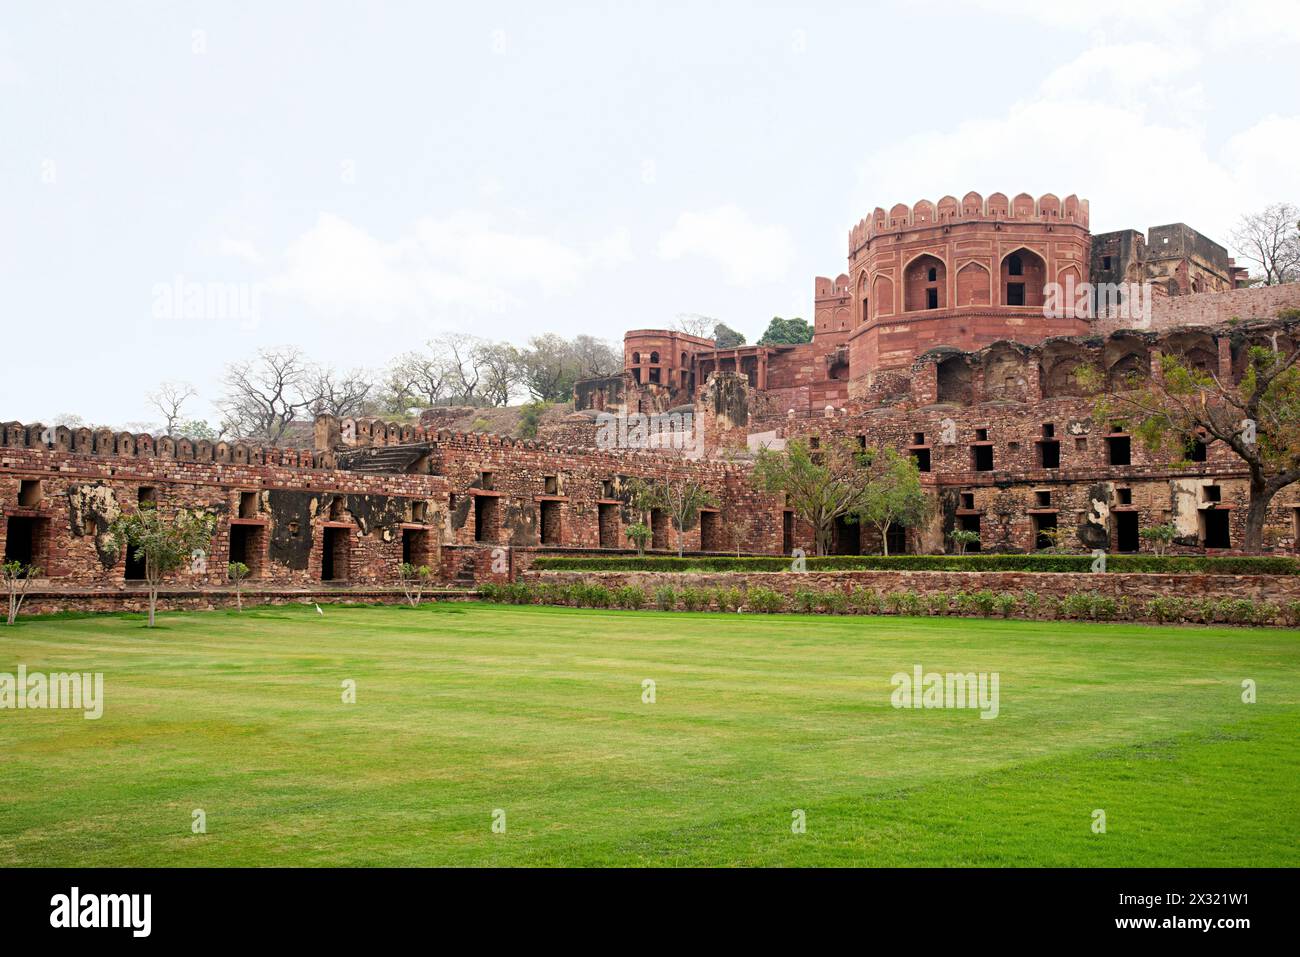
(2, 0, 1298, 427)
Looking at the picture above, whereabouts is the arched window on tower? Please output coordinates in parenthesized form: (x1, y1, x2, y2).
(1007, 254, 1023, 276)
(632, 352, 640, 364)
(649, 351, 659, 364)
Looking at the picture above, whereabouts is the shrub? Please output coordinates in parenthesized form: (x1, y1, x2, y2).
(817, 590, 849, 614)
(679, 586, 709, 612)
(1145, 596, 1187, 623)
(925, 592, 950, 616)
(792, 587, 820, 614)
(478, 582, 502, 602)
(1283, 601, 1300, 627)
(614, 585, 646, 609)
(654, 585, 678, 611)
(717, 586, 745, 612)
(1090, 594, 1118, 621)
(849, 586, 882, 615)
(994, 592, 1017, 618)
(971, 589, 997, 617)
(1019, 590, 1040, 616)
(746, 587, 786, 613)
(531, 554, 1300, 576)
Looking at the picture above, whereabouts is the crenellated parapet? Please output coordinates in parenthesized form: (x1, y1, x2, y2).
(848, 192, 1089, 255)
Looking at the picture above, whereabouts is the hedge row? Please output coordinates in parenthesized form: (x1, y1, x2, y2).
(530, 554, 1300, 575)
(479, 581, 1295, 626)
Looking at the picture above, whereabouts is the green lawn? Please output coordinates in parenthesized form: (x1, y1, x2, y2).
(2, 603, 1297, 866)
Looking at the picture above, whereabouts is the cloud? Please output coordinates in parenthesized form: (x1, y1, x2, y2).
(269, 212, 632, 321)
(218, 238, 263, 264)
(851, 37, 1300, 258)
(657, 205, 796, 286)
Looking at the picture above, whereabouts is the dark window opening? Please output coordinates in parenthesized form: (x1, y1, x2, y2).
(1035, 490, 1051, 507)
(782, 511, 794, 554)
(975, 428, 988, 441)
(861, 297, 869, 321)
(411, 501, 428, 523)
(1102, 255, 1112, 270)
(4, 516, 45, 568)
(1117, 487, 1132, 505)
(18, 480, 41, 507)
(1202, 509, 1230, 549)
(1203, 485, 1222, 503)
(913, 432, 925, 445)
(480, 472, 494, 490)
(321, 527, 349, 581)
(124, 536, 147, 580)
(539, 500, 561, 545)
(648, 368, 660, 384)
(960, 492, 975, 510)
(911, 447, 931, 472)
(474, 495, 498, 543)
(927, 267, 937, 282)
(1008, 254, 1023, 276)
(926, 288, 938, 310)
(543, 475, 558, 495)
(598, 503, 619, 548)
(700, 511, 723, 552)
(601, 479, 615, 498)
(1040, 440, 1060, 469)
(833, 515, 860, 555)
(1033, 512, 1058, 550)
(1006, 282, 1025, 306)
(238, 491, 258, 518)
(1116, 511, 1138, 553)
(401, 527, 431, 567)
(138, 486, 158, 505)
(651, 509, 669, 550)
(972, 444, 994, 471)
(957, 514, 981, 552)
(229, 524, 263, 577)
(1107, 436, 1131, 466)
(1187, 437, 1207, 462)
(886, 525, 907, 555)
(1042, 423, 1055, 438)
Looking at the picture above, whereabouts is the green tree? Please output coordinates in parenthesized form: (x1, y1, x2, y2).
(1140, 523, 1179, 557)
(516, 400, 549, 439)
(1086, 341, 1300, 552)
(398, 563, 432, 607)
(627, 477, 717, 557)
(757, 317, 813, 346)
(856, 447, 930, 555)
(108, 504, 217, 627)
(624, 523, 651, 556)
(752, 437, 873, 556)
(713, 322, 746, 349)
(3, 560, 41, 625)
(227, 561, 251, 611)
(949, 528, 980, 556)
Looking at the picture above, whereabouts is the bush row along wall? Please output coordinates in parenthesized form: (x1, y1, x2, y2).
(521, 569, 1300, 626)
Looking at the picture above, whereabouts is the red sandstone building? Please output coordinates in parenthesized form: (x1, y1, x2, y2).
(4, 190, 1300, 610)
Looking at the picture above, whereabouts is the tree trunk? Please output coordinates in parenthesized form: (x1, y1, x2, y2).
(148, 587, 157, 628)
(1242, 474, 1274, 553)
(880, 522, 890, 556)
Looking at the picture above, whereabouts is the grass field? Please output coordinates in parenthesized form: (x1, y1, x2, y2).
(2, 602, 1297, 866)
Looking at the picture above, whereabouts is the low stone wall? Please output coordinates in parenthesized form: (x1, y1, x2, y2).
(524, 569, 1300, 625)
(15, 585, 476, 617)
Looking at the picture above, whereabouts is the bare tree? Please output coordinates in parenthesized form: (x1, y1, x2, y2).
(673, 313, 716, 339)
(148, 382, 198, 435)
(571, 335, 622, 378)
(219, 347, 316, 446)
(474, 341, 522, 407)
(390, 344, 454, 408)
(308, 365, 374, 418)
(1230, 202, 1300, 286)
(440, 335, 483, 404)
